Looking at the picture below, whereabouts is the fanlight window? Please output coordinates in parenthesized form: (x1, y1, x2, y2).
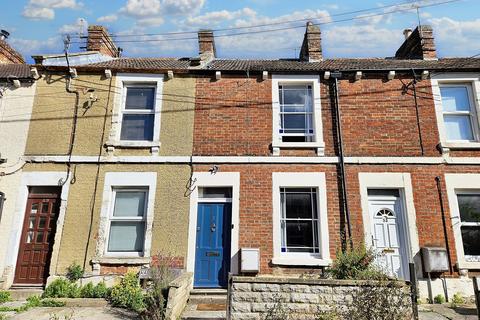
(376, 208, 395, 218)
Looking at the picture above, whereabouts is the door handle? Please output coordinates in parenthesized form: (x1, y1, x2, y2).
(211, 223, 216, 232)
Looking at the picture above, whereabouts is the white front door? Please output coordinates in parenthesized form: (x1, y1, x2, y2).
(368, 191, 409, 279)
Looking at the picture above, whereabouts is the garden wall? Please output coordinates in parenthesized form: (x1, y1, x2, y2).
(229, 276, 412, 320)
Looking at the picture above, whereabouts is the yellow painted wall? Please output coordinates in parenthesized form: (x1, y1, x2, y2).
(25, 73, 195, 157)
(23, 163, 191, 274)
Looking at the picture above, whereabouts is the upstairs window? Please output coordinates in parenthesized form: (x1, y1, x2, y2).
(279, 85, 314, 142)
(120, 87, 156, 141)
(271, 75, 324, 156)
(440, 84, 478, 142)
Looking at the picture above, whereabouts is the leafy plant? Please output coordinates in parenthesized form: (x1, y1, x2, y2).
(43, 279, 80, 298)
(141, 253, 176, 320)
(434, 294, 445, 304)
(109, 272, 145, 312)
(451, 293, 465, 308)
(326, 245, 385, 280)
(92, 281, 109, 298)
(337, 280, 411, 320)
(40, 299, 66, 307)
(66, 262, 83, 282)
(0, 291, 11, 304)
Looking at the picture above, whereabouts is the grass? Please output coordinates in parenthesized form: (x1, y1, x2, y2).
(0, 295, 66, 313)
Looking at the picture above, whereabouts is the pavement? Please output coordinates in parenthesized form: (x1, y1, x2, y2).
(5, 306, 139, 320)
(419, 304, 478, 319)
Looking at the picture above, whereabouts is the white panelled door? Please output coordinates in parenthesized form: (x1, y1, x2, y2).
(368, 191, 409, 280)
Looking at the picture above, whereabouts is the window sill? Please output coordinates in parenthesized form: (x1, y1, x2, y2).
(92, 257, 151, 265)
(271, 257, 331, 267)
(272, 141, 325, 156)
(458, 261, 480, 270)
(441, 141, 480, 150)
(105, 140, 161, 154)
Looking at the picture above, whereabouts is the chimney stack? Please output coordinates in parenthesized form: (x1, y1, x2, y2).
(395, 25, 437, 60)
(198, 30, 216, 60)
(86, 25, 120, 58)
(0, 30, 25, 64)
(299, 22, 322, 62)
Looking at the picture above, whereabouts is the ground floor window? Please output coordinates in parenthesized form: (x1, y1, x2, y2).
(107, 189, 148, 254)
(280, 187, 319, 253)
(456, 193, 480, 259)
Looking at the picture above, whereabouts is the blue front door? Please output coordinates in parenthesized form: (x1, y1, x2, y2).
(194, 202, 231, 288)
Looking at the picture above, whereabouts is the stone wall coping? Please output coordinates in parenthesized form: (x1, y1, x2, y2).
(232, 276, 409, 287)
(169, 272, 193, 288)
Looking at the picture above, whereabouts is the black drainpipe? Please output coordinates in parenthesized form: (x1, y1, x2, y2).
(331, 72, 353, 249)
(435, 176, 454, 274)
(411, 69, 425, 156)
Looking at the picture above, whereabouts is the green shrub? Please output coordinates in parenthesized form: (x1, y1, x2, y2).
(327, 245, 385, 280)
(92, 282, 109, 299)
(109, 272, 145, 312)
(434, 294, 445, 304)
(451, 292, 465, 307)
(43, 278, 80, 298)
(0, 291, 11, 304)
(40, 299, 66, 307)
(66, 262, 83, 282)
(80, 282, 95, 298)
(25, 295, 42, 308)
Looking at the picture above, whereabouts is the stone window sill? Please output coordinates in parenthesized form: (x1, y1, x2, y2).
(271, 257, 331, 267)
(272, 141, 325, 156)
(105, 140, 161, 154)
(92, 257, 151, 265)
(457, 260, 480, 270)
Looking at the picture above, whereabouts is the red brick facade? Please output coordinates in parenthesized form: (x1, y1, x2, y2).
(192, 71, 480, 279)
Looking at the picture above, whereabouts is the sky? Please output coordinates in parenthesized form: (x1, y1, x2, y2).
(0, 0, 479, 63)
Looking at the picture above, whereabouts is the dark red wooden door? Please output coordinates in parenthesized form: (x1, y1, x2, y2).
(14, 188, 61, 285)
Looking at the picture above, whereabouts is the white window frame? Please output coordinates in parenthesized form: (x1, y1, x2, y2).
(106, 188, 148, 256)
(107, 74, 164, 153)
(445, 174, 480, 269)
(431, 73, 480, 151)
(271, 75, 325, 156)
(272, 172, 330, 266)
(97, 172, 156, 259)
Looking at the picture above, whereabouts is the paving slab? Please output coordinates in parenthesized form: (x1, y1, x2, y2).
(7, 306, 139, 320)
(419, 304, 478, 320)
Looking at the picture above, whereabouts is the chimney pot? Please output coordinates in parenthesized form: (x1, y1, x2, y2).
(403, 28, 413, 40)
(0, 30, 9, 41)
(299, 21, 322, 62)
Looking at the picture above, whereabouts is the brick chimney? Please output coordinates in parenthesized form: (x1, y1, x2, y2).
(198, 30, 216, 60)
(86, 25, 120, 58)
(395, 25, 437, 60)
(299, 22, 322, 62)
(0, 30, 25, 64)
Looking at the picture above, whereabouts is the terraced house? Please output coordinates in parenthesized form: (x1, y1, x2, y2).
(1, 22, 480, 305)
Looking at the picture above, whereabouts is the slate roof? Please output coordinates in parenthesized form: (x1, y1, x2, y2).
(74, 56, 480, 73)
(207, 58, 480, 72)
(83, 57, 191, 70)
(0, 64, 33, 80)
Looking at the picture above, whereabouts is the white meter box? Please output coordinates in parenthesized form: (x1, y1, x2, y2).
(241, 248, 260, 273)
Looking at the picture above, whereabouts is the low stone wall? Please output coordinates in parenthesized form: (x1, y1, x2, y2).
(165, 272, 193, 320)
(230, 276, 412, 320)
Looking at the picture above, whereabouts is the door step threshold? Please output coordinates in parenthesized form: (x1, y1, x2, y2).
(7, 288, 44, 301)
(181, 310, 226, 320)
(191, 289, 227, 295)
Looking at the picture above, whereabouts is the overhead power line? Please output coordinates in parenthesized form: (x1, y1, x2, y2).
(69, 0, 462, 45)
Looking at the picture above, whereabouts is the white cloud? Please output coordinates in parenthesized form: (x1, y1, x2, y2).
(28, 0, 81, 9)
(10, 36, 60, 57)
(428, 17, 480, 56)
(119, 0, 205, 26)
(22, 0, 82, 20)
(58, 18, 88, 35)
(97, 14, 118, 23)
(22, 6, 55, 20)
(185, 8, 256, 27)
